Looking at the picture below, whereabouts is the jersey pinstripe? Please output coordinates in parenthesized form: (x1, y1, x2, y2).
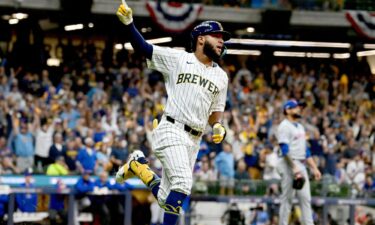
(147, 45, 228, 206)
(147, 45, 228, 131)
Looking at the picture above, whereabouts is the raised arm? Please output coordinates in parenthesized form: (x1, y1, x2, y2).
(116, 2, 153, 59)
(11, 112, 20, 135)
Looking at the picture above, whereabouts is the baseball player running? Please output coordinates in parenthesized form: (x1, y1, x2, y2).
(115, 1, 230, 224)
(276, 100, 321, 225)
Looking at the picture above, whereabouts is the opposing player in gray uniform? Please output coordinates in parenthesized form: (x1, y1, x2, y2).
(276, 100, 321, 225)
(115, 1, 230, 224)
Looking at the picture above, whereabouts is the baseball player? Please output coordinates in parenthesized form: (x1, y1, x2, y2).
(276, 100, 322, 225)
(115, 1, 230, 224)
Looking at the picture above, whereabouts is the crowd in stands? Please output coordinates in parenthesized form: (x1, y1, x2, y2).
(0, 37, 374, 224)
(200, 0, 352, 11)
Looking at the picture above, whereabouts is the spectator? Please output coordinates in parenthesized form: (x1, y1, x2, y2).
(234, 159, 250, 194)
(64, 139, 78, 173)
(60, 101, 80, 130)
(95, 139, 112, 175)
(322, 133, 338, 176)
(49, 180, 68, 225)
(48, 132, 66, 163)
(46, 156, 69, 176)
(363, 175, 375, 196)
(0, 183, 8, 224)
(11, 116, 34, 173)
(101, 104, 120, 135)
(1, 156, 20, 174)
(110, 136, 128, 174)
(195, 159, 218, 183)
(259, 145, 280, 180)
(15, 169, 38, 212)
(346, 154, 365, 188)
(93, 121, 106, 143)
(92, 171, 113, 225)
(334, 159, 348, 184)
(0, 136, 12, 158)
(243, 139, 261, 180)
(76, 137, 97, 174)
(74, 170, 94, 220)
(34, 115, 56, 172)
(215, 142, 235, 195)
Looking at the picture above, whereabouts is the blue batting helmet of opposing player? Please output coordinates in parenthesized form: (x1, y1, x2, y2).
(191, 21, 231, 41)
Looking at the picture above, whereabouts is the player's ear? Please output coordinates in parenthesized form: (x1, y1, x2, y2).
(197, 36, 204, 45)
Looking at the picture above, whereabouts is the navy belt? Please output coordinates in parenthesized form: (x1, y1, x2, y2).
(166, 116, 202, 137)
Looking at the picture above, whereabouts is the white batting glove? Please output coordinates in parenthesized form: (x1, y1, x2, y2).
(212, 123, 226, 144)
(116, 0, 133, 25)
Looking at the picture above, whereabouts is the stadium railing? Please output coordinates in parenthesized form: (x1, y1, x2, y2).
(1, 175, 374, 225)
(0, 187, 132, 225)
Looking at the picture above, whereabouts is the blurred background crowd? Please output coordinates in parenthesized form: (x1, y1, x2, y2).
(0, 37, 374, 197)
(186, 0, 373, 11)
(0, 18, 374, 225)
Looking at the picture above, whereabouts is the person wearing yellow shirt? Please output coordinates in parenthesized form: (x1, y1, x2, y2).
(339, 73, 349, 95)
(46, 156, 69, 176)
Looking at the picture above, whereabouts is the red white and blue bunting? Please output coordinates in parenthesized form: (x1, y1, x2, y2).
(146, 1, 203, 33)
(346, 10, 375, 39)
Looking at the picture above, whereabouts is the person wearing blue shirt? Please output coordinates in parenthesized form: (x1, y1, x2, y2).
(250, 204, 270, 225)
(215, 142, 235, 196)
(92, 172, 113, 225)
(60, 101, 80, 130)
(76, 137, 97, 173)
(15, 169, 38, 212)
(0, 194, 8, 223)
(75, 171, 94, 196)
(74, 170, 94, 216)
(110, 138, 128, 174)
(12, 119, 35, 172)
(110, 180, 128, 225)
(364, 176, 375, 196)
(49, 180, 67, 225)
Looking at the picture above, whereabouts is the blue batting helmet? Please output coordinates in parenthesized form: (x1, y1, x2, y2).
(191, 21, 231, 42)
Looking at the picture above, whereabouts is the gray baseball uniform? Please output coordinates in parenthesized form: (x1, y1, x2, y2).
(276, 119, 314, 225)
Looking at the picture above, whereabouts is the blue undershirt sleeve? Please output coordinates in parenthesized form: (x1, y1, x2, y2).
(279, 143, 289, 156)
(306, 146, 312, 158)
(126, 23, 153, 59)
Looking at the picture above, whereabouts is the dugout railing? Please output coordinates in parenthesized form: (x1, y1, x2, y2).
(2, 187, 133, 225)
(1, 178, 374, 225)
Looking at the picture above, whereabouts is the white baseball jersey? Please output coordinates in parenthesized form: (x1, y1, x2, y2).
(276, 119, 306, 160)
(147, 45, 228, 131)
(147, 45, 228, 206)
